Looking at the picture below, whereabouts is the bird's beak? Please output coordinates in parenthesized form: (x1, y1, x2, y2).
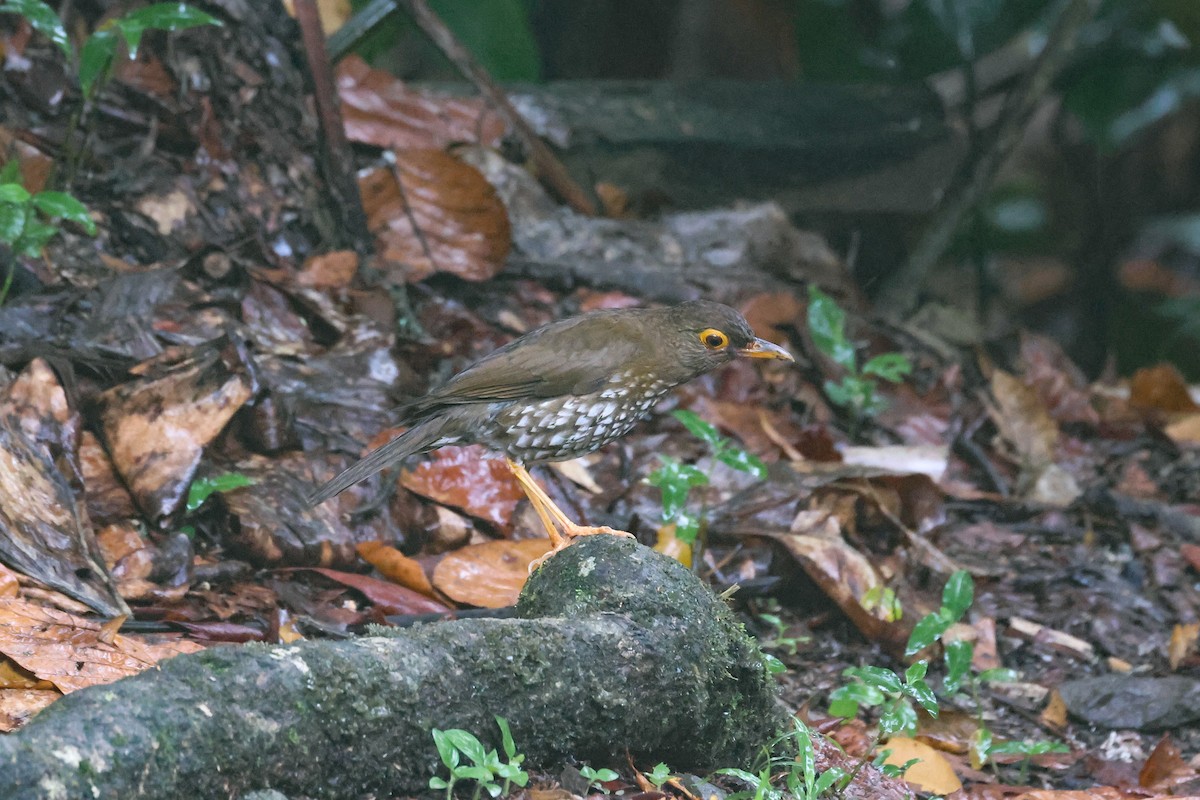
(736, 338, 794, 361)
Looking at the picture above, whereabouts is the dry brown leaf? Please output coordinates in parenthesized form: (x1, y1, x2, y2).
(990, 369, 1058, 468)
(337, 55, 506, 150)
(97, 349, 253, 522)
(1041, 688, 1069, 729)
(0, 687, 59, 732)
(0, 563, 18, 599)
(359, 152, 511, 283)
(1139, 734, 1184, 790)
(1164, 413, 1200, 445)
(880, 736, 962, 794)
(298, 250, 359, 289)
(357, 540, 436, 599)
(432, 538, 553, 608)
(1129, 363, 1199, 413)
(0, 597, 202, 694)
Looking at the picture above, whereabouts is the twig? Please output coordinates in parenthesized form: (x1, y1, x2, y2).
(395, 0, 597, 216)
(878, 0, 1100, 314)
(294, 0, 373, 254)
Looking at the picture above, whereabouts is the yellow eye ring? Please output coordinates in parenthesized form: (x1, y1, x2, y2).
(699, 329, 729, 349)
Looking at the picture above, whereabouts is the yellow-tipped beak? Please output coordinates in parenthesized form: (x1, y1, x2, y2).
(736, 337, 794, 361)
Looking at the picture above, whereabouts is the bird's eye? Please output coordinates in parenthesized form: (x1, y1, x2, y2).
(699, 329, 729, 349)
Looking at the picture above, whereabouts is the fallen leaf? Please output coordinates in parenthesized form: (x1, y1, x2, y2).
(359, 152, 511, 283)
(401, 446, 525, 533)
(432, 538, 553, 608)
(880, 736, 962, 794)
(356, 540, 436, 599)
(1168, 623, 1199, 671)
(1129, 363, 1199, 413)
(305, 568, 450, 615)
(0, 597, 202, 695)
(337, 55, 505, 150)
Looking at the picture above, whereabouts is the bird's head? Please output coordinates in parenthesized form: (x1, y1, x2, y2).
(660, 300, 794, 379)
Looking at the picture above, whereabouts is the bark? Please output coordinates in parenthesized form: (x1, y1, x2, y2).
(0, 536, 785, 799)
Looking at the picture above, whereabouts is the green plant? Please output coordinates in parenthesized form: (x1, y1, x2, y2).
(185, 472, 256, 512)
(428, 717, 529, 800)
(806, 285, 912, 432)
(644, 762, 672, 789)
(715, 718, 845, 800)
(646, 409, 767, 549)
(0, 0, 220, 182)
(830, 570, 1067, 782)
(757, 612, 806, 657)
(0, 163, 95, 303)
(577, 765, 619, 793)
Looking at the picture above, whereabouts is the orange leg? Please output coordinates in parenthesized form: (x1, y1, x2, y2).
(507, 459, 634, 571)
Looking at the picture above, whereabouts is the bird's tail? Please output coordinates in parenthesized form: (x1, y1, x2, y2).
(306, 416, 454, 508)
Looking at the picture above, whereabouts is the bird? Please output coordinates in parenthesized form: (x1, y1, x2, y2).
(307, 300, 793, 565)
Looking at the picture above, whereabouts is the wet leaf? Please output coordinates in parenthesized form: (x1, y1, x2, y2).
(305, 568, 449, 615)
(0, 0, 69, 57)
(29, 191, 95, 233)
(0, 597, 202, 695)
(336, 56, 506, 150)
(186, 472, 255, 512)
(359, 152, 511, 283)
(806, 285, 856, 371)
(400, 446, 524, 532)
(356, 540, 436, 599)
(432, 538, 553, 608)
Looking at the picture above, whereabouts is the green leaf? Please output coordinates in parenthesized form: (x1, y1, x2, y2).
(31, 192, 95, 234)
(79, 28, 119, 96)
(977, 667, 1019, 685)
(878, 697, 918, 737)
(671, 409, 722, 448)
(0, 202, 27, 245)
(715, 447, 768, 480)
(813, 767, 845, 796)
(428, 777, 448, 790)
(806, 285, 857, 371)
(847, 665, 902, 693)
(646, 763, 671, 788)
(830, 681, 885, 709)
(763, 653, 786, 675)
(647, 456, 707, 520)
(793, 720, 816, 784)
(431, 729, 460, 770)
(0, 0, 70, 57)
(114, 2, 222, 58)
(0, 184, 31, 204)
(906, 610, 952, 655)
(185, 472, 256, 512)
(494, 716, 516, 760)
(903, 676, 939, 716)
(827, 695, 859, 719)
(862, 352, 913, 383)
(943, 639, 973, 694)
(0, 161, 20, 185)
(17, 219, 57, 256)
(988, 740, 1069, 756)
(442, 729, 487, 765)
(941, 570, 974, 621)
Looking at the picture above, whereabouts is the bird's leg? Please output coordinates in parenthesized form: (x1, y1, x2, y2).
(506, 459, 634, 570)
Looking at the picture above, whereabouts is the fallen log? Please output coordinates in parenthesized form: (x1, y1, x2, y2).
(0, 536, 785, 799)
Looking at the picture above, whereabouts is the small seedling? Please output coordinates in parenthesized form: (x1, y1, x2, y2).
(715, 718, 844, 800)
(831, 570, 1067, 784)
(428, 717, 529, 800)
(0, 0, 220, 183)
(0, 164, 95, 303)
(644, 762, 672, 789)
(806, 285, 912, 433)
(647, 410, 766, 556)
(757, 612, 805, 656)
(578, 765, 619, 793)
(185, 472, 256, 512)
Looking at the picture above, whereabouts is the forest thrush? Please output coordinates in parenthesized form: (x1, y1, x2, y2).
(307, 300, 793, 562)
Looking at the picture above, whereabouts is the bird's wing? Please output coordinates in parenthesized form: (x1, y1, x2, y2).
(414, 315, 641, 408)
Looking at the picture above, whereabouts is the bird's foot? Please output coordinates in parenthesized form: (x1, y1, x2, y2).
(560, 524, 636, 540)
(527, 526, 636, 573)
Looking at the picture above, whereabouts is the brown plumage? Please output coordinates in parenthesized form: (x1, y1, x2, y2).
(307, 300, 792, 562)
